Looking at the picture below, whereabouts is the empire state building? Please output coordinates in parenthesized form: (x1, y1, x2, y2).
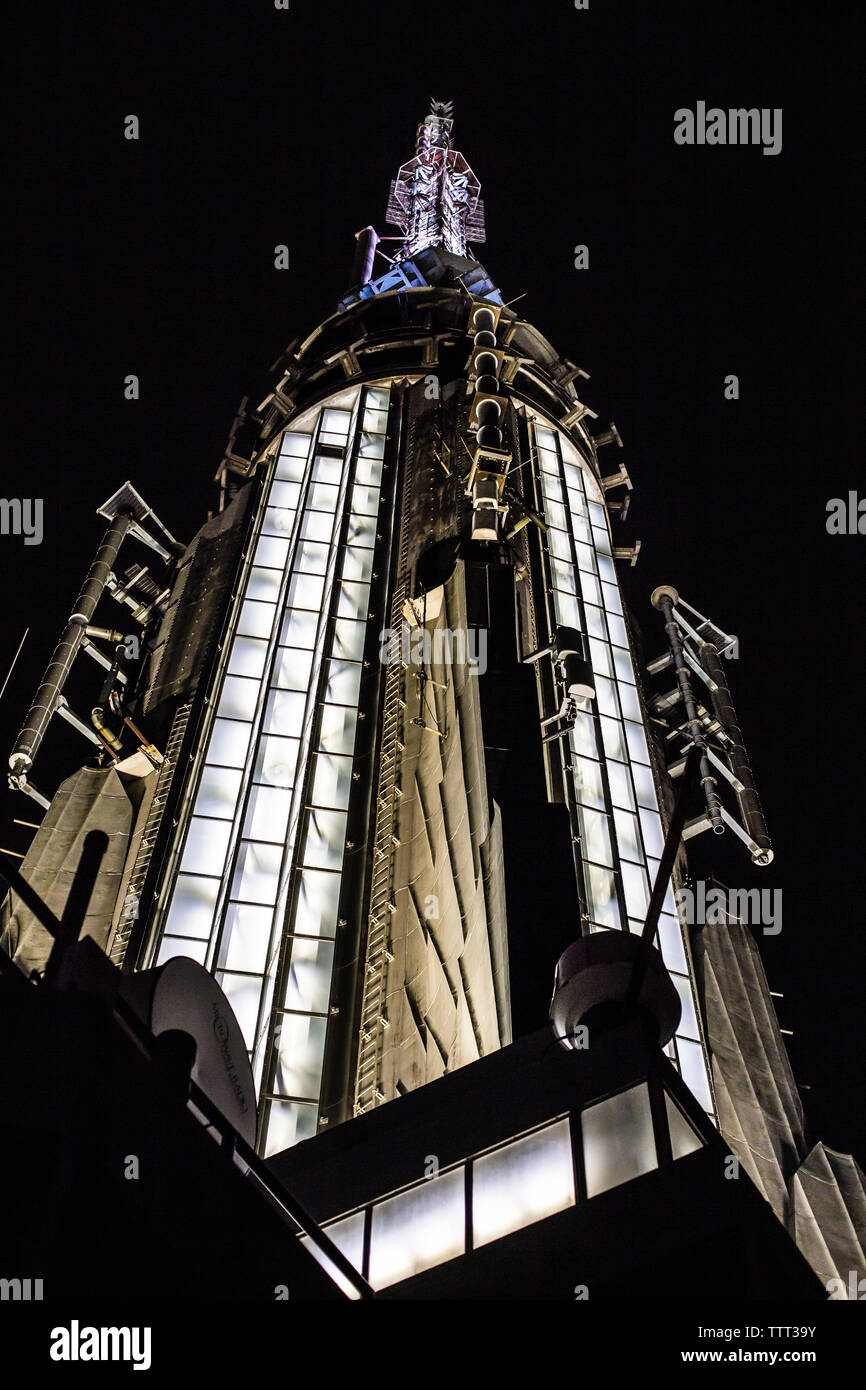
(3, 102, 863, 1301)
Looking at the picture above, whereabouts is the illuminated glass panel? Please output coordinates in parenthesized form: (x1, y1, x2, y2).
(573, 755, 606, 811)
(254, 734, 300, 788)
(207, 718, 253, 768)
(273, 1012, 327, 1099)
(265, 1099, 318, 1157)
(162, 874, 219, 939)
(607, 759, 635, 811)
(228, 636, 269, 679)
(283, 937, 335, 1014)
(324, 658, 362, 707)
(287, 871, 338, 940)
(243, 785, 292, 843)
(671, 973, 701, 1040)
(665, 1093, 704, 1160)
(657, 912, 688, 974)
(217, 971, 263, 1048)
(582, 1083, 658, 1198)
(218, 902, 273, 974)
(231, 841, 282, 905)
(272, 647, 314, 690)
(676, 1038, 714, 1112)
(158, 936, 209, 965)
(246, 567, 282, 603)
(368, 1167, 466, 1291)
(472, 1119, 575, 1248)
(179, 817, 232, 877)
(217, 675, 260, 721)
(577, 805, 614, 867)
(585, 864, 621, 929)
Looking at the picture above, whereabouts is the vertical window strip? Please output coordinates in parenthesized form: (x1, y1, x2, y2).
(258, 387, 390, 1151)
(156, 394, 361, 1043)
(227, 443, 338, 1055)
(565, 459, 666, 930)
(246, 392, 367, 1081)
(185, 408, 327, 984)
(532, 419, 631, 939)
(530, 425, 592, 931)
(155, 434, 308, 964)
(530, 412, 714, 1117)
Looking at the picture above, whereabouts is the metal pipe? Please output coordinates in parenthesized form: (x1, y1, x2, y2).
(351, 226, 379, 286)
(81, 639, 127, 682)
(55, 697, 103, 748)
(9, 513, 132, 781)
(91, 641, 127, 754)
(699, 642, 773, 865)
(652, 587, 724, 834)
(91, 707, 123, 755)
(12, 775, 50, 811)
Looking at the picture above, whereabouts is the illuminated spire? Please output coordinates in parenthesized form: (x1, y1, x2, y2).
(385, 99, 486, 261)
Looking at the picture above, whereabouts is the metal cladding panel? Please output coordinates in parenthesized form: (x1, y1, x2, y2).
(374, 560, 510, 1102)
(696, 918, 866, 1290)
(401, 379, 466, 578)
(479, 801, 511, 1045)
(140, 484, 255, 721)
(695, 919, 805, 1216)
(792, 1144, 866, 1292)
(0, 765, 142, 976)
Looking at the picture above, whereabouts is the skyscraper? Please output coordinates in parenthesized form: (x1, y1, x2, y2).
(3, 102, 863, 1299)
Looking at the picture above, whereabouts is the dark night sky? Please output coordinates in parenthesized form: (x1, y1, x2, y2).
(3, 2, 863, 1158)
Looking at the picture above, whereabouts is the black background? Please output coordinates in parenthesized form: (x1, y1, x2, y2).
(3, 1, 863, 1161)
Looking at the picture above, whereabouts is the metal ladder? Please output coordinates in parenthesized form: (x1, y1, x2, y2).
(353, 418, 416, 1115)
(108, 700, 192, 967)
